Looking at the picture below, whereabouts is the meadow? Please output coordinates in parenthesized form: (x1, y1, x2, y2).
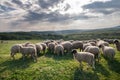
(0, 40, 120, 80)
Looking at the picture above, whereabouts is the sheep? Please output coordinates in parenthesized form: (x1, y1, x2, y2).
(56, 39, 64, 44)
(40, 43, 47, 54)
(72, 41, 83, 51)
(104, 39, 114, 44)
(54, 44, 64, 56)
(48, 42, 57, 53)
(72, 49, 95, 69)
(20, 46, 37, 62)
(114, 40, 120, 51)
(97, 40, 109, 47)
(10, 44, 23, 59)
(84, 46, 100, 62)
(99, 45, 115, 60)
(61, 41, 73, 54)
(23, 43, 36, 48)
(89, 42, 96, 46)
(22, 42, 31, 47)
(35, 43, 43, 56)
(83, 43, 92, 50)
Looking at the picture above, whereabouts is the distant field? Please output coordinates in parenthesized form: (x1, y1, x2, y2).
(0, 40, 120, 80)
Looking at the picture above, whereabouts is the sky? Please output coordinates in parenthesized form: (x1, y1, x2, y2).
(0, 0, 120, 32)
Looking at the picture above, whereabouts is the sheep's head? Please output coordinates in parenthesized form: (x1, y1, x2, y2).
(99, 44, 104, 48)
(71, 49, 77, 54)
(114, 39, 119, 44)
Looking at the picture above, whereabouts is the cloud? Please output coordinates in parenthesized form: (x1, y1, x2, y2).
(38, 0, 63, 9)
(23, 11, 71, 23)
(0, 0, 120, 32)
(82, 0, 120, 15)
(0, 4, 16, 13)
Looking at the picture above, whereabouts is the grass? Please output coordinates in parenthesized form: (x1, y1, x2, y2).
(0, 40, 120, 80)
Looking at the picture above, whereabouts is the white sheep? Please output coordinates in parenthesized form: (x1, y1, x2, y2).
(99, 45, 115, 60)
(48, 42, 57, 53)
(97, 40, 109, 47)
(40, 43, 47, 54)
(24, 43, 36, 48)
(114, 40, 120, 51)
(10, 44, 23, 59)
(72, 41, 83, 51)
(35, 43, 43, 56)
(84, 46, 100, 62)
(83, 43, 92, 50)
(89, 42, 96, 46)
(54, 44, 64, 56)
(72, 49, 95, 69)
(61, 41, 73, 54)
(20, 46, 37, 62)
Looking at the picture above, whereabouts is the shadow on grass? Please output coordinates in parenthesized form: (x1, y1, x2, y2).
(102, 54, 120, 74)
(74, 67, 99, 80)
(95, 62, 110, 77)
(74, 62, 110, 80)
(0, 57, 34, 73)
(44, 52, 73, 61)
(107, 59, 120, 74)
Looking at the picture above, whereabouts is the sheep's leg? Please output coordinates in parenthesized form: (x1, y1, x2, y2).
(22, 54, 25, 60)
(79, 61, 83, 70)
(62, 51, 64, 56)
(97, 54, 100, 62)
(92, 61, 95, 69)
(43, 50, 45, 54)
(87, 63, 90, 70)
(11, 53, 15, 60)
(31, 54, 37, 62)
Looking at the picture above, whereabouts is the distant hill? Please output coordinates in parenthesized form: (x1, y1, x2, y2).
(0, 25, 120, 40)
(32, 25, 120, 34)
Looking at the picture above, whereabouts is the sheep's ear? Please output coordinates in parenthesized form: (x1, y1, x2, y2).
(98, 45, 101, 48)
(114, 40, 119, 43)
(71, 49, 77, 54)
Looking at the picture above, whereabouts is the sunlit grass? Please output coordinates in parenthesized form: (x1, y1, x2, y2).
(0, 40, 120, 80)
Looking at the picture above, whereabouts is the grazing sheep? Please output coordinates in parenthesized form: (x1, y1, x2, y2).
(99, 45, 115, 60)
(84, 46, 100, 62)
(97, 40, 109, 47)
(104, 39, 114, 44)
(89, 42, 96, 46)
(10, 44, 23, 59)
(72, 49, 95, 69)
(24, 43, 36, 48)
(61, 41, 73, 54)
(54, 44, 64, 56)
(114, 40, 120, 51)
(20, 46, 37, 62)
(41, 43, 47, 54)
(35, 43, 43, 56)
(83, 43, 92, 50)
(72, 41, 83, 51)
(56, 39, 64, 44)
(48, 42, 57, 53)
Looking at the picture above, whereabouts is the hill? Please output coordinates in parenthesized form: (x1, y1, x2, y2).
(0, 26, 120, 40)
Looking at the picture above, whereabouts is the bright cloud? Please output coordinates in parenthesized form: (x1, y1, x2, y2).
(0, 0, 120, 32)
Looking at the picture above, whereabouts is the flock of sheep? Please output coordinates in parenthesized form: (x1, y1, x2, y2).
(10, 39, 120, 69)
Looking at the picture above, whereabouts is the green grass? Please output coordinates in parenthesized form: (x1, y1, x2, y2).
(0, 40, 120, 80)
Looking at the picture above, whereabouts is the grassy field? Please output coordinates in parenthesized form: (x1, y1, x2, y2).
(0, 40, 120, 80)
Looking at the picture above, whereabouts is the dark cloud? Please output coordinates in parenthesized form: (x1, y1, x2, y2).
(12, 0, 23, 7)
(3, 1, 13, 7)
(64, 3, 71, 11)
(11, 0, 32, 9)
(38, 0, 63, 9)
(23, 11, 70, 23)
(0, 4, 15, 12)
(82, 0, 120, 14)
